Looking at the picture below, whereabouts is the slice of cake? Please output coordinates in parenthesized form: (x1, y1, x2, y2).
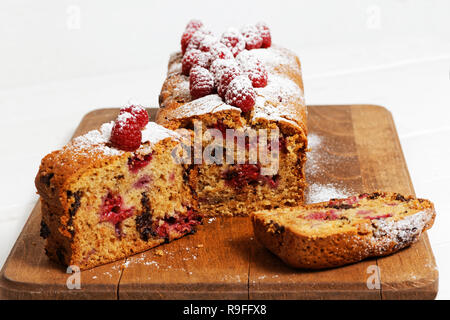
(251, 192, 436, 269)
(36, 106, 200, 270)
(157, 20, 307, 216)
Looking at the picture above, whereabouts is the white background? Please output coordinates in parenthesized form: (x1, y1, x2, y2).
(0, 0, 449, 299)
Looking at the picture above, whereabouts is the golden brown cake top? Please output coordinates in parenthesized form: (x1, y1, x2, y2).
(157, 45, 307, 136)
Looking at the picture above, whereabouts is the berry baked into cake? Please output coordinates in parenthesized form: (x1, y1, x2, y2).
(157, 20, 307, 216)
(252, 192, 436, 269)
(36, 106, 200, 270)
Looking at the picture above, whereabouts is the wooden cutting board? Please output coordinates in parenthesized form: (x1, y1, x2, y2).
(0, 105, 438, 300)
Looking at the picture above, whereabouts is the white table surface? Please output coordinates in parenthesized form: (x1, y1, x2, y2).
(0, 0, 449, 299)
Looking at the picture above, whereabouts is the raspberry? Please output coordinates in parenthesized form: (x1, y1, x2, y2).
(153, 210, 201, 239)
(198, 34, 219, 52)
(189, 66, 215, 100)
(305, 210, 339, 221)
(181, 20, 204, 54)
(220, 28, 246, 57)
(239, 57, 268, 88)
(256, 22, 271, 48)
(185, 19, 203, 31)
(217, 64, 242, 98)
(181, 49, 212, 75)
(241, 24, 263, 50)
(210, 59, 239, 86)
(110, 115, 142, 151)
(225, 75, 256, 112)
(186, 29, 213, 52)
(128, 154, 153, 173)
(119, 105, 149, 129)
(99, 192, 135, 237)
(208, 42, 233, 60)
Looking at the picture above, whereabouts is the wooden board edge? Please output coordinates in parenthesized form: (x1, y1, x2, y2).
(118, 288, 249, 300)
(380, 233, 439, 300)
(372, 106, 438, 300)
(350, 105, 439, 300)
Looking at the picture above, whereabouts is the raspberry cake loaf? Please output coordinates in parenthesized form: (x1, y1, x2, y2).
(36, 106, 200, 270)
(252, 192, 436, 269)
(157, 20, 307, 216)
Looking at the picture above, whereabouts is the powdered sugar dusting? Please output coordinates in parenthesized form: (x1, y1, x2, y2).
(305, 132, 353, 203)
(70, 121, 123, 156)
(252, 74, 305, 128)
(68, 121, 179, 157)
(306, 133, 321, 175)
(116, 110, 135, 124)
(256, 74, 304, 103)
(141, 121, 180, 145)
(169, 94, 240, 119)
(369, 209, 434, 254)
(306, 182, 352, 203)
(240, 46, 298, 73)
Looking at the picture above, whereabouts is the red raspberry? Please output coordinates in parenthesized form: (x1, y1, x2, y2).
(209, 42, 233, 60)
(185, 19, 203, 31)
(119, 105, 149, 129)
(210, 59, 239, 85)
(110, 115, 142, 151)
(241, 25, 263, 50)
(239, 57, 268, 88)
(256, 22, 271, 48)
(220, 28, 246, 57)
(189, 66, 215, 100)
(181, 20, 204, 54)
(225, 75, 256, 112)
(181, 29, 196, 54)
(198, 34, 219, 52)
(217, 64, 242, 98)
(181, 49, 212, 75)
(186, 29, 214, 52)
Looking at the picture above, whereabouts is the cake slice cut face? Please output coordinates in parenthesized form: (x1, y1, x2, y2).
(36, 120, 200, 270)
(252, 192, 436, 269)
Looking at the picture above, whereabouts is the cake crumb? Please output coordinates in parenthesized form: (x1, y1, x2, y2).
(155, 249, 164, 256)
(196, 244, 204, 248)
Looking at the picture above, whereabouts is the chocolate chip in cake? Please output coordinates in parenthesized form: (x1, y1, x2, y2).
(40, 221, 51, 239)
(68, 191, 83, 217)
(395, 194, 408, 202)
(269, 220, 285, 234)
(141, 192, 151, 214)
(273, 222, 285, 234)
(327, 203, 354, 210)
(40, 173, 54, 187)
(115, 222, 124, 239)
(136, 193, 156, 241)
(368, 192, 381, 200)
